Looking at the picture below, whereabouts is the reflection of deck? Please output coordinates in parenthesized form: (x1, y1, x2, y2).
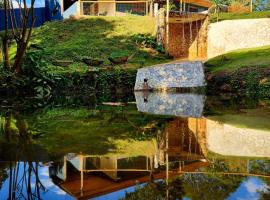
(52, 160, 208, 200)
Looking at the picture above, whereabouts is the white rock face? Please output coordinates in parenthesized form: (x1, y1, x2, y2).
(134, 61, 205, 91)
(135, 92, 205, 118)
(207, 119, 270, 158)
(208, 18, 270, 58)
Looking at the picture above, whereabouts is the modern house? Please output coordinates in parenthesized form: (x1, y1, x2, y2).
(51, 0, 212, 18)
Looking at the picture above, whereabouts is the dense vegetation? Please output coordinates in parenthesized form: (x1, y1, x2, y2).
(205, 46, 270, 97)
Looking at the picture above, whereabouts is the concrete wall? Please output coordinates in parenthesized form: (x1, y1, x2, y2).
(208, 18, 270, 58)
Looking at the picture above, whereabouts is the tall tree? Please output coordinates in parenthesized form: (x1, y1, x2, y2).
(2, 0, 36, 74)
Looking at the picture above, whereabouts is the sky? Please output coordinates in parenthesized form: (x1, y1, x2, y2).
(12, 0, 45, 8)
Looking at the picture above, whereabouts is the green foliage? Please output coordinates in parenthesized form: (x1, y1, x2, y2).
(259, 78, 270, 98)
(130, 33, 165, 53)
(109, 50, 129, 59)
(96, 68, 136, 97)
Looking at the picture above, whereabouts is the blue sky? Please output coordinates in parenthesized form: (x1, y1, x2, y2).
(12, 0, 45, 8)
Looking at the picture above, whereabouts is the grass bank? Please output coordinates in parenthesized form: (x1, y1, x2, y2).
(31, 16, 170, 73)
(205, 46, 270, 97)
(210, 11, 270, 23)
(205, 45, 270, 73)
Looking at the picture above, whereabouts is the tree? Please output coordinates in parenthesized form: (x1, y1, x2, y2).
(0, 0, 4, 8)
(210, 0, 231, 21)
(253, 0, 270, 11)
(1, 0, 36, 74)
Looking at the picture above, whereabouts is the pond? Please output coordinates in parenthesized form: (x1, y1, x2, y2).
(0, 92, 270, 200)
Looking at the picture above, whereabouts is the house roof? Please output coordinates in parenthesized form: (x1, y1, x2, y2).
(183, 0, 212, 8)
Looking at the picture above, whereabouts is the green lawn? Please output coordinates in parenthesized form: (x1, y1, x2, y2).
(205, 45, 270, 73)
(31, 16, 170, 73)
(210, 11, 270, 23)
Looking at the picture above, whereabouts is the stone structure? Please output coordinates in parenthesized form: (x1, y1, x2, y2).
(208, 18, 270, 58)
(134, 61, 205, 90)
(135, 92, 205, 118)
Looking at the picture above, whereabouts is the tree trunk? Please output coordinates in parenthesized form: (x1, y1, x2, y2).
(13, 41, 27, 74)
(3, 0, 10, 68)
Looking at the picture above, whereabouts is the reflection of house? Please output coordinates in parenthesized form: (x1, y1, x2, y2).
(49, 154, 207, 199)
(48, 117, 208, 199)
(158, 118, 207, 165)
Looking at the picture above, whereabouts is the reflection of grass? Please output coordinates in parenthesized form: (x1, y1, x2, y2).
(205, 45, 270, 73)
(208, 108, 270, 131)
(28, 105, 165, 157)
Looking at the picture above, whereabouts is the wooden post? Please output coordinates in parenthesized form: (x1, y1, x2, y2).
(166, 0, 169, 54)
(150, 0, 153, 17)
(80, 155, 84, 197)
(250, 0, 253, 12)
(146, 1, 149, 16)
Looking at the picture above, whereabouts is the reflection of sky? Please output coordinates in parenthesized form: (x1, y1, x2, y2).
(227, 177, 269, 200)
(0, 163, 73, 200)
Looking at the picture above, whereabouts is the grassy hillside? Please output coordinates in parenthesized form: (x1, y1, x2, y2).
(205, 45, 270, 73)
(31, 16, 170, 73)
(210, 11, 270, 23)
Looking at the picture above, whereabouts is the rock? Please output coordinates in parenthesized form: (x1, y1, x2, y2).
(108, 51, 129, 65)
(52, 60, 73, 67)
(220, 84, 232, 92)
(206, 73, 215, 81)
(108, 56, 128, 65)
(260, 78, 268, 84)
(82, 58, 103, 66)
(134, 61, 206, 91)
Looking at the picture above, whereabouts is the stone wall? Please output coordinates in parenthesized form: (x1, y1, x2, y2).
(208, 18, 270, 58)
(134, 61, 205, 90)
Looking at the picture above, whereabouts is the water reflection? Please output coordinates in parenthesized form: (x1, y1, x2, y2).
(0, 93, 270, 199)
(135, 92, 205, 118)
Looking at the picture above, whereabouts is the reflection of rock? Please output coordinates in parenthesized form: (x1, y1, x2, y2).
(207, 119, 270, 158)
(135, 92, 205, 118)
(134, 61, 205, 90)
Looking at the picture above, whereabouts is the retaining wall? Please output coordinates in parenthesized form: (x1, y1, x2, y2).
(207, 18, 270, 58)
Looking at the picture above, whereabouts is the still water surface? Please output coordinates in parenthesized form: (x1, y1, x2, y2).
(0, 92, 270, 200)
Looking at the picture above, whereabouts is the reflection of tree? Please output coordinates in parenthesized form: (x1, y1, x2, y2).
(0, 112, 46, 199)
(182, 174, 242, 200)
(121, 178, 185, 200)
(6, 161, 45, 199)
(259, 178, 270, 200)
(0, 164, 8, 193)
